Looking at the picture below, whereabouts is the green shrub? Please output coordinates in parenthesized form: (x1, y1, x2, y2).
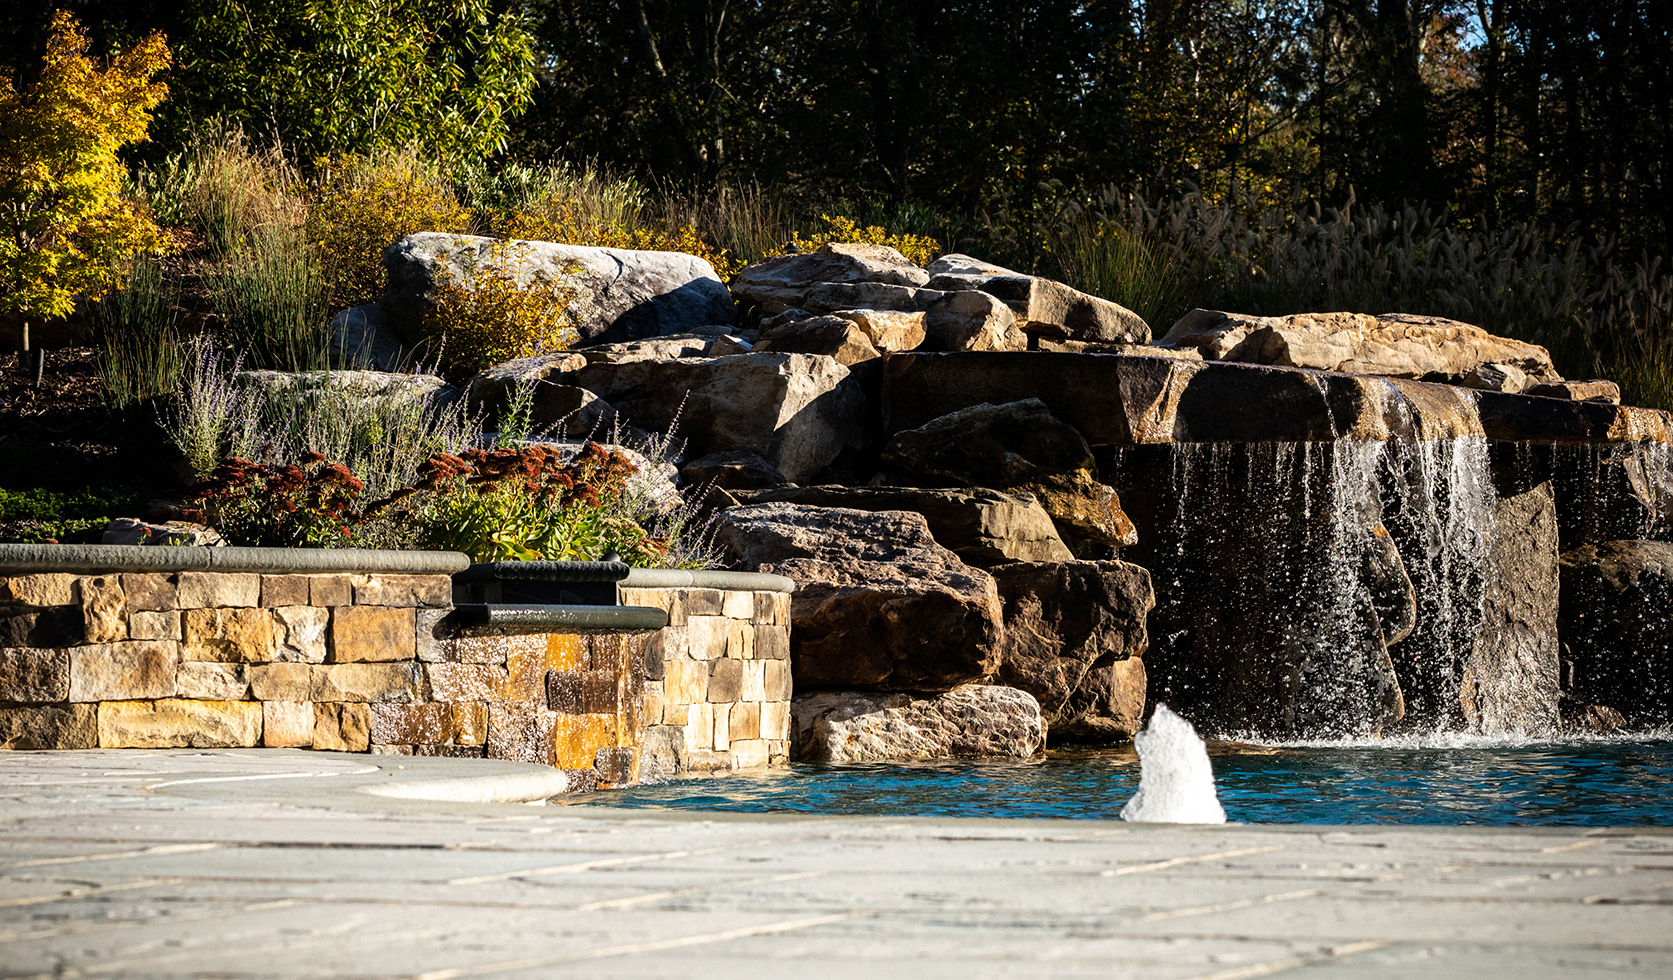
(417, 237, 576, 379)
(184, 454, 365, 548)
(367, 443, 664, 563)
(0, 485, 153, 545)
(310, 148, 472, 311)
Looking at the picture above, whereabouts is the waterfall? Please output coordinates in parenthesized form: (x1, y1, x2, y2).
(1378, 434, 1497, 730)
(1129, 438, 1401, 738)
(1114, 425, 1506, 739)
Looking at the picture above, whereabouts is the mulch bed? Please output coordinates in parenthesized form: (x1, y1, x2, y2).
(0, 348, 183, 543)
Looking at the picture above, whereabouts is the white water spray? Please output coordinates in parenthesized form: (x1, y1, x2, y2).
(1119, 704, 1226, 824)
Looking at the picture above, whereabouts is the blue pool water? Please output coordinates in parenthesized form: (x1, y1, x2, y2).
(583, 737, 1673, 826)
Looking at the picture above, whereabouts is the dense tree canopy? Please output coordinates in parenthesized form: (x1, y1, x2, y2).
(1, 1, 1667, 250)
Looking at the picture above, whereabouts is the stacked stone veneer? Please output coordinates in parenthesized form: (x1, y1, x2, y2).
(622, 586, 793, 774)
(0, 565, 794, 788)
(0, 569, 452, 754)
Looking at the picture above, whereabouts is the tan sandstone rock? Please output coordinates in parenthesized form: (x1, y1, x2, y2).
(791, 685, 1045, 762)
(181, 607, 279, 662)
(263, 701, 314, 747)
(68, 641, 177, 701)
(0, 704, 98, 749)
(98, 699, 262, 748)
(1157, 309, 1561, 388)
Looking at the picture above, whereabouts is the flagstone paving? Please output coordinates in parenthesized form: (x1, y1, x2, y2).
(1, 749, 1670, 978)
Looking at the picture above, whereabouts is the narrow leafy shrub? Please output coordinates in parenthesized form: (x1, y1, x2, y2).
(185, 453, 364, 547)
(791, 214, 941, 266)
(675, 181, 787, 267)
(1042, 213, 1190, 331)
(174, 126, 305, 258)
(418, 238, 575, 378)
(88, 254, 185, 410)
(204, 223, 330, 370)
(366, 443, 667, 563)
(311, 148, 472, 311)
(1574, 256, 1673, 410)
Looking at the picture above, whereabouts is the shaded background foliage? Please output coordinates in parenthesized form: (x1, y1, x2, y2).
(1, 1, 1664, 253)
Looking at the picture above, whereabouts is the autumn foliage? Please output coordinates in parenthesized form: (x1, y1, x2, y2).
(0, 11, 170, 320)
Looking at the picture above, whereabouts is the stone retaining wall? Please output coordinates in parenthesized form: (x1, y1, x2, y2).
(623, 586, 793, 775)
(0, 559, 794, 790)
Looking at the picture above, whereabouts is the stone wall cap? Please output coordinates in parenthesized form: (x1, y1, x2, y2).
(0, 544, 471, 575)
(620, 568, 797, 593)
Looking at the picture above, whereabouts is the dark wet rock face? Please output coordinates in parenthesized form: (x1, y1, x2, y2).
(1559, 539, 1673, 726)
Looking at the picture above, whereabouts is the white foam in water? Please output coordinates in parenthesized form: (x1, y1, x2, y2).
(1119, 704, 1227, 824)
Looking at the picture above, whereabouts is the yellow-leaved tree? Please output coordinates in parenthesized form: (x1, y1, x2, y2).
(0, 11, 171, 325)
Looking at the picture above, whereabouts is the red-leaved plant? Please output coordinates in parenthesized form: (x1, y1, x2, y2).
(184, 452, 365, 547)
(366, 442, 669, 563)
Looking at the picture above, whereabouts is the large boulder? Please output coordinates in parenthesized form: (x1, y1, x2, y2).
(925, 254, 1020, 277)
(924, 272, 1150, 345)
(734, 485, 1074, 567)
(831, 309, 926, 352)
(791, 685, 1044, 762)
(1558, 539, 1673, 725)
(800, 283, 1022, 351)
(922, 290, 1023, 351)
(570, 352, 863, 483)
(715, 503, 1004, 690)
(990, 560, 1153, 741)
(1157, 309, 1561, 389)
(460, 352, 619, 436)
(329, 304, 416, 372)
(381, 232, 736, 347)
(881, 399, 1137, 547)
(882, 351, 1504, 448)
(731, 243, 930, 314)
(576, 334, 749, 365)
(755, 315, 881, 365)
(237, 370, 452, 416)
(883, 398, 1095, 485)
(679, 450, 791, 490)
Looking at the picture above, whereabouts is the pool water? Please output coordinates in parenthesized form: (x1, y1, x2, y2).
(584, 737, 1673, 826)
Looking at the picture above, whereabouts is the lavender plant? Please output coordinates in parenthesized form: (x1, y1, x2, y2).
(157, 333, 263, 479)
(160, 334, 483, 503)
